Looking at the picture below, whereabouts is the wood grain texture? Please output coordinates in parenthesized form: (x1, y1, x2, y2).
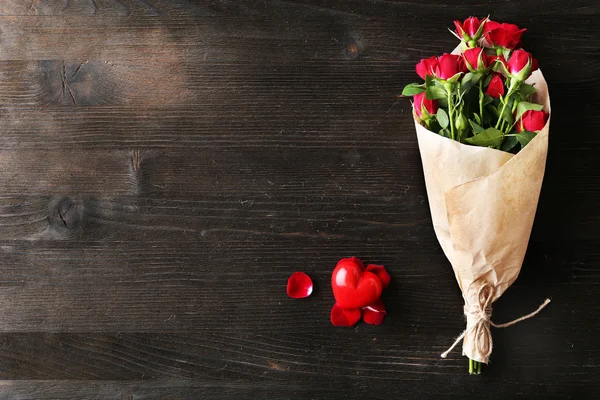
(0, 0, 598, 398)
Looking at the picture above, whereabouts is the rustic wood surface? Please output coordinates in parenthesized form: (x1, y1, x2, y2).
(0, 0, 598, 398)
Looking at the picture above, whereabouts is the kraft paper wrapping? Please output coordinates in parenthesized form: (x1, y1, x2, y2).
(414, 68, 551, 363)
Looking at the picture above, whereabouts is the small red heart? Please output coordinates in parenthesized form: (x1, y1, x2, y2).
(331, 257, 383, 309)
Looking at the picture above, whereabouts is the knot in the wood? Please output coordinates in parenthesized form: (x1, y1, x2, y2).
(49, 197, 83, 230)
(346, 38, 360, 60)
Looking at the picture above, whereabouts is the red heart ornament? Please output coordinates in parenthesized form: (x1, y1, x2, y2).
(331, 257, 383, 309)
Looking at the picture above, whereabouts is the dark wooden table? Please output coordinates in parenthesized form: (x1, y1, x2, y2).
(0, 1, 598, 398)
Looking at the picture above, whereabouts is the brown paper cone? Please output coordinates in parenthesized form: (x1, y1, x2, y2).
(414, 68, 551, 363)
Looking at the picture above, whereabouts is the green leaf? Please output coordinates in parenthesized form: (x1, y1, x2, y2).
(465, 127, 505, 148)
(501, 135, 519, 152)
(519, 83, 537, 98)
(483, 73, 493, 87)
(482, 110, 493, 126)
(426, 86, 447, 100)
(502, 48, 511, 60)
(516, 131, 537, 148)
(440, 128, 451, 138)
(447, 27, 464, 41)
(447, 72, 463, 84)
(500, 105, 513, 125)
(515, 101, 544, 122)
(402, 83, 426, 96)
(460, 72, 479, 94)
(436, 108, 449, 129)
(473, 113, 482, 125)
(425, 74, 435, 88)
(433, 79, 445, 88)
(487, 104, 500, 117)
(469, 119, 484, 134)
(461, 72, 475, 85)
(482, 95, 494, 106)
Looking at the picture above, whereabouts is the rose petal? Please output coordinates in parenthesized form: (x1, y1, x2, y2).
(330, 304, 361, 327)
(362, 300, 386, 326)
(363, 299, 386, 314)
(286, 272, 313, 299)
(365, 264, 391, 288)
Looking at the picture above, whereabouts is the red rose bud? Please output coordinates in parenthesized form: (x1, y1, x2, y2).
(507, 49, 538, 81)
(416, 56, 438, 80)
(433, 53, 463, 80)
(531, 57, 540, 74)
(484, 21, 526, 49)
(516, 110, 549, 132)
(485, 74, 505, 98)
(413, 92, 438, 119)
(454, 16, 487, 43)
(463, 47, 489, 73)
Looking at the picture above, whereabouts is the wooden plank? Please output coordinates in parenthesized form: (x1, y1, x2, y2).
(0, 60, 596, 108)
(0, 230, 595, 332)
(0, 12, 595, 70)
(0, 150, 137, 196)
(0, 141, 427, 196)
(0, 60, 405, 107)
(0, 376, 595, 400)
(0, 194, 431, 241)
(0, 0, 208, 17)
(0, 144, 598, 202)
(0, 236, 452, 332)
(0, 329, 595, 383)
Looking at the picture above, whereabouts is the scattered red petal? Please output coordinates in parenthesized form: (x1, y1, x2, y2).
(286, 272, 313, 299)
(365, 264, 391, 288)
(362, 300, 387, 326)
(330, 303, 361, 327)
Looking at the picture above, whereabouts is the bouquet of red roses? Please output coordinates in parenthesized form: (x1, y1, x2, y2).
(402, 17, 551, 374)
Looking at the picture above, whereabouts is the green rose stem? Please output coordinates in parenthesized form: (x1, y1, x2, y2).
(479, 80, 484, 120)
(444, 82, 456, 140)
(495, 79, 519, 131)
(507, 98, 521, 132)
(469, 359, 481, 375)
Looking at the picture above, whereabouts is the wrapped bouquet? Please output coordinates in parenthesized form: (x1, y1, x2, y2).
(402, 17, 551, 374)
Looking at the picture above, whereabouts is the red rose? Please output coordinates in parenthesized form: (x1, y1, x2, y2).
(458, 56, 468, 74)
(413, 92, 438, 119)
(463, 47, 489, 73)
(433, 53, 462, 80)
(416, 56, 438, 80)
(484, 21, 526, 49)
(490, 54, 507, 67)
(516, 110, 549, 132)
(454, 16, 486, 40)
(485, 74, 505, 98)
(507, 49, 539, 81)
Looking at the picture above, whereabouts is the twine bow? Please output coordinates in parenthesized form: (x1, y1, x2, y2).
(440, 284, 551, 362)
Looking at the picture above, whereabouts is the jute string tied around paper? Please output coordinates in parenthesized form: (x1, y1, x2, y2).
(440, 284, 551, 362)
